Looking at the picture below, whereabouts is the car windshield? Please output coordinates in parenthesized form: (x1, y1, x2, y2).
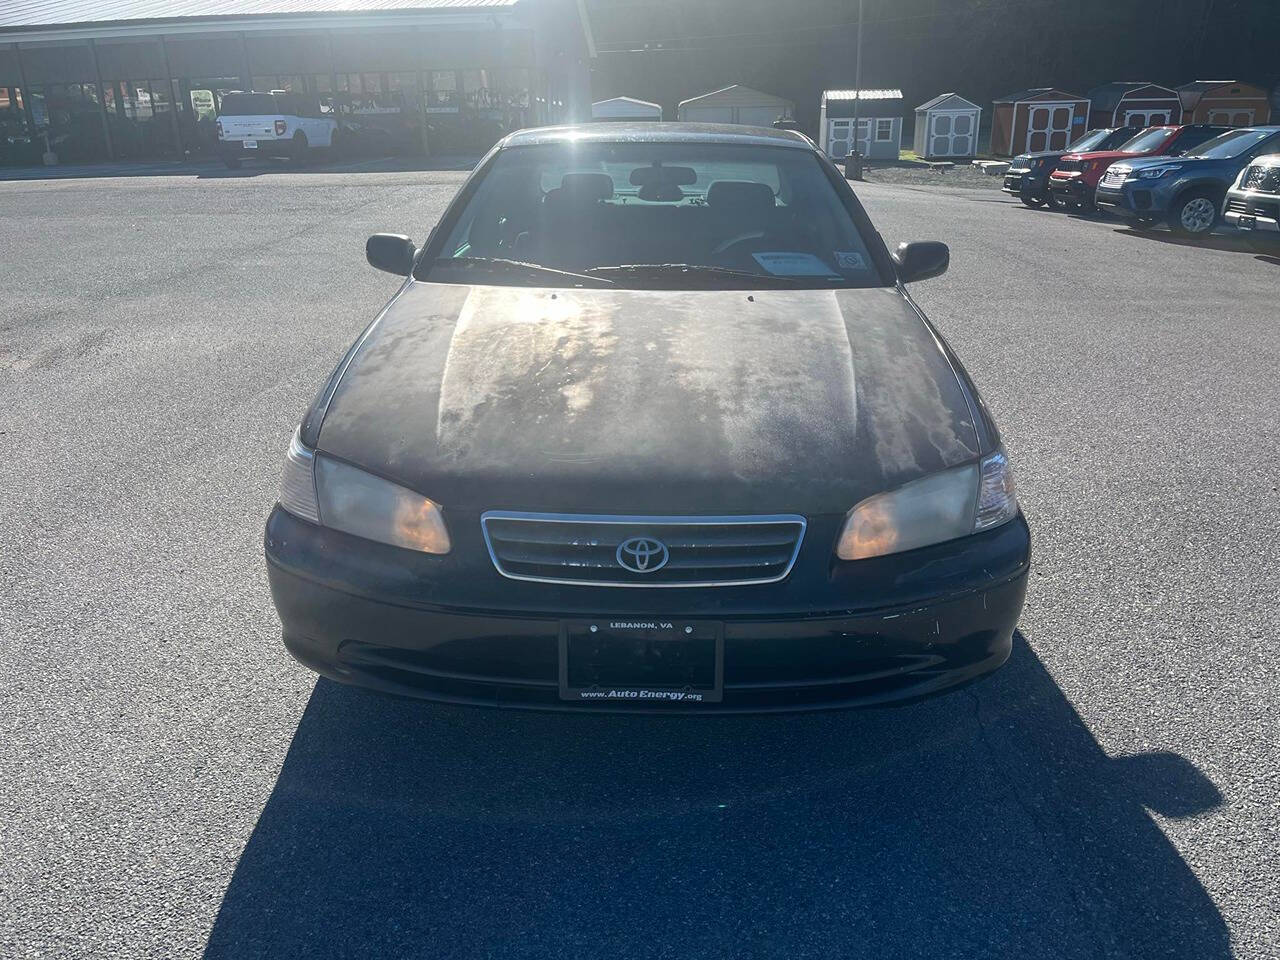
(1067, 129, 1112, 152)
(1116, 128, 1173, 153)
(218, 93, 279, 116)
(425, 141, 887, 289)
(1184, 128, 1278, 159)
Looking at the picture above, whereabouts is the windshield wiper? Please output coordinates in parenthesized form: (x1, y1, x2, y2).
(431, 257, 614, 286)
(584, 263, 812, 287)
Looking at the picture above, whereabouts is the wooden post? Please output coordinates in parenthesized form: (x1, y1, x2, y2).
(159, 35, 184, 160)
(415, 27, 431, 158)
(86, 40, 115, 160)
(13, 43, 36, 134)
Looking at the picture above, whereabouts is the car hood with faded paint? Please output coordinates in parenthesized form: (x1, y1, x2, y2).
(313, 282, 981, 515)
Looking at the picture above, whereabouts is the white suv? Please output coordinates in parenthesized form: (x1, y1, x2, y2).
(1223, 153, 1280, 250)
(216, 91, 338, 168)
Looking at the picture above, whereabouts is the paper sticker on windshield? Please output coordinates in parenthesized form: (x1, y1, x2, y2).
(834, 250, 866, 271)
(751, 252, 839, 277)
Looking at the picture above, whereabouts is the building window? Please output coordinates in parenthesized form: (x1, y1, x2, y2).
(875, 118, 894, 141)
(426, 71, 458, 112)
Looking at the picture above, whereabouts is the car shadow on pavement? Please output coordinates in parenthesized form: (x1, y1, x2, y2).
(1113, 226, 1280, 262)
(203, 633, 1227, 960)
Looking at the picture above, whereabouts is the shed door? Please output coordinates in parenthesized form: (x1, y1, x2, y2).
(1208, 109, 1254, 126)
(684, 105, 733, 123)
(826, 118, 872, 159)
(737, 105, 781, 126)
(1123, 109, 1170, 127)
(929, 111, 974, 156)
(1026, 104, 1073, 152)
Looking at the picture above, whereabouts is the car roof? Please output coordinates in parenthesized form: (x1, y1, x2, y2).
(500, 123, 816, 151)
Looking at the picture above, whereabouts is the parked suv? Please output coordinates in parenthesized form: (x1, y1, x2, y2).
(1096, 127, 1280, 236)
(1003, 126, 1138, 208)
(1223, 153, 1280, 250)
(216, 92, 338, 168)
(1047, 124, 1229, 210)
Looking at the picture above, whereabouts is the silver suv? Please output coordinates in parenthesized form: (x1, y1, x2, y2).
(1223, 153, 1280, 251)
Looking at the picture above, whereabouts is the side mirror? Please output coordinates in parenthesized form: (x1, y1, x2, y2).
(892, 240, 949, 284)
(366, 233, 416, 276)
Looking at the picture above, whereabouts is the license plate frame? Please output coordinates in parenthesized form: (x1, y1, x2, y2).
(559, 619, 724, 705)
(243, 140, 258, 149)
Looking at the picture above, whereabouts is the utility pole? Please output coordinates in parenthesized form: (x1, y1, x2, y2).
(846, 0, 865, 180)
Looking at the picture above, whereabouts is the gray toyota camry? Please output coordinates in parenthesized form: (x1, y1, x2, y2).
(264, 123, 1030, 712)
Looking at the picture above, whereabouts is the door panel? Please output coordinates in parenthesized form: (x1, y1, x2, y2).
(1027, 106, 1049, 152)
(1048, 107, 1071, 150)
(828, 120, 851, 158)
(953, 114, 973, 154)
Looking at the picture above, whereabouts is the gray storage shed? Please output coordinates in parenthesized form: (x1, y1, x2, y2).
(677, 84, 794, 126)
(818, 89, 903, 162)
(913, 93, 981, 158)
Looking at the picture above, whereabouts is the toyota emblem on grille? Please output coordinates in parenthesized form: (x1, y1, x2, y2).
(616, 537, 670, 574)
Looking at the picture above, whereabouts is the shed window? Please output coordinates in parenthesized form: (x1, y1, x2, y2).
(875, 118, 893, 141)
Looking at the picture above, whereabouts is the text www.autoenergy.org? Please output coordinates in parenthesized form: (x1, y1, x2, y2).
(578, 689, 705, 702)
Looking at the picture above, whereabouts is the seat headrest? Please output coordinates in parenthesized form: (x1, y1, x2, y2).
(558, 172, 614, 201)
(706, 180, 776, 213)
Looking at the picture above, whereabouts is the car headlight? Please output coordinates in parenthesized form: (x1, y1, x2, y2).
(277, 429, 451, 554)
(835, 450, 1018, 561)
(1137, 165, 1181, 179)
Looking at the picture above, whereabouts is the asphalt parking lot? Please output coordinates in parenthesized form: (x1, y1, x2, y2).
(1, 164, 1277, 959)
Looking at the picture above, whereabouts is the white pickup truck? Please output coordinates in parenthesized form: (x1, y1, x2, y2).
(215, 92, 338, 168)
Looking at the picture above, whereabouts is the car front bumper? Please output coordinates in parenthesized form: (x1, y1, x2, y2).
(1095, 181, 1164, 218)
(1048, 176, 1093, 204)
(264, 506, 1031, 713)
(1002, 169, 1047, 198)
(1224, 192, 1280, 233)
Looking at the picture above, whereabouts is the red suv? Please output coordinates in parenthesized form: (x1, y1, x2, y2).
(1048, 124, 1228, 210)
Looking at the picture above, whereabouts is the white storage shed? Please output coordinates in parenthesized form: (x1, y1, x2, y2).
(913, 93, 981, 158)
(677, 84, 794, 127)
(591, 96, 663, 122)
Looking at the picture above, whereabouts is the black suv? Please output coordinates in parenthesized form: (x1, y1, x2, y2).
(1003, 126, 1138, 208)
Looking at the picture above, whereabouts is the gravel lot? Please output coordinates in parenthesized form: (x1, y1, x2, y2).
(861, 161, 1008, 189)
(1, 164, 1277, 959)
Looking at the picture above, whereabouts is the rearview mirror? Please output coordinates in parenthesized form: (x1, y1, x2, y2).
(892, 241, 949, 284)
(366, 233, 416, 276)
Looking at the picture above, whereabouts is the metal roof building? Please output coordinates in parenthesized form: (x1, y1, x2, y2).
(591, 95, 660, 121)
(0, 0, 594, 165)
(817, 89, 903, 163)
(677, 84, 794, 127)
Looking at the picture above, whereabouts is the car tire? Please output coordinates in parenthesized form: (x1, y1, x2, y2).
(222, 155, 241, 170)
(1020, 194, 1046, 208)
(291, 132, 309, 166)
(1044, 192, 1063, 210)
(1169, 190, 1219, 237)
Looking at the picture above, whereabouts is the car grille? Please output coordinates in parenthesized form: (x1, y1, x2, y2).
(1056, 159, 1083, 172)
(1227, 196, 1280, 219)
(1241, 165, 1280, 193)
(1100, 167, 1127, 186)
(481, 512, 806, 587)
